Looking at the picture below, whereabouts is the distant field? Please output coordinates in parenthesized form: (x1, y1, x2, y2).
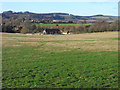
(91, 16, 118, 20)
(2, 32, 118, 88)
(36, 23, 92, 26)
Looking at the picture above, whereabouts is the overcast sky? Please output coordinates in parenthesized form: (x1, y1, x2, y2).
(1, 2, 118, 16)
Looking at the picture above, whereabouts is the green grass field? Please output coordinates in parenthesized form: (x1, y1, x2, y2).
(2, 32, 118, 88)
(36, 23, 91, 26)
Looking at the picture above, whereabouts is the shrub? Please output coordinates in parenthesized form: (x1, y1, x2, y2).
(20, 27, 27, 34)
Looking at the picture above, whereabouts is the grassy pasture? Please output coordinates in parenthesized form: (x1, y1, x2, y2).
(2, 32, 118, 88)
(36, 23, 91, 26)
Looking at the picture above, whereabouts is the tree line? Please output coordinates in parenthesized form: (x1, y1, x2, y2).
(2, 17, 119, 34)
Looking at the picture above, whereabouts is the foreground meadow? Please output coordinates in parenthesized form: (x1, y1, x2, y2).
(2, 32, 118, 88)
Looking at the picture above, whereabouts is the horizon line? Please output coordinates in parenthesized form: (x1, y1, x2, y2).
(1, 10, 118, 16)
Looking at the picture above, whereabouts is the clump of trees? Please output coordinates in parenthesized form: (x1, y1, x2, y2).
(109, 21, 118, 31)
(2, 18, 37, 33)
(88, 21, 118, 33)
(88, 21, 109, 32)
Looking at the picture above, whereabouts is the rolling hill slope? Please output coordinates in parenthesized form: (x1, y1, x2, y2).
(2, 11, 118, 21)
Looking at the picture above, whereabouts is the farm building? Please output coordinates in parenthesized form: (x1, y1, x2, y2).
(43, 29, 61, 34)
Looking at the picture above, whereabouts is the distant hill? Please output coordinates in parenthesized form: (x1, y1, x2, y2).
(2, 10, 118, 21)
